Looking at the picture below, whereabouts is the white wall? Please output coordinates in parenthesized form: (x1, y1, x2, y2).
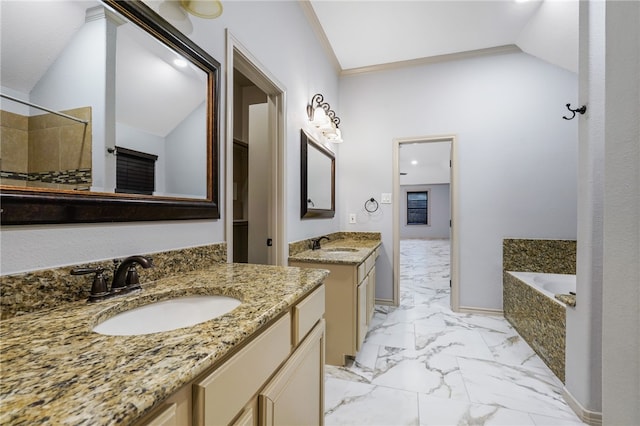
(1, 1, 340, 274)
(165, 101, 207, 198)
(338, 52, 578, 308)
(400, 184, 450, 239)
(601, 0, 640, 423)
(565, 0, 604, 415)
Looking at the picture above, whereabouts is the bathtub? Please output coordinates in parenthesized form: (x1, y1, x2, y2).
(507, 271, 576, 304)
(503, 271, 573, 382)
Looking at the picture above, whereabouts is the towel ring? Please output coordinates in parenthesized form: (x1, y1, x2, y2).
(364, 198, 379, 213)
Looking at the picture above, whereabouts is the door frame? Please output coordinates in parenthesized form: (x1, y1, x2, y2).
(392, 135, 460, 312)
(225, 31, 287, 265)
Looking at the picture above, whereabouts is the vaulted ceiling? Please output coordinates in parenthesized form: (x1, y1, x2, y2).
(306, 0, 578, 74)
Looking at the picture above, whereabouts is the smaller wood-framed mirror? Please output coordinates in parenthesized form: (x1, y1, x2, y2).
(300, 129, 335, 218)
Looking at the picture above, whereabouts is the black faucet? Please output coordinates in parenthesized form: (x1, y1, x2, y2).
(110, 255, 153, 293)
(310, 236, 330, 250)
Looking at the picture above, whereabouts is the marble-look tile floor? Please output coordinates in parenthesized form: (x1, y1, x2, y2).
(325, 239, 585, 426)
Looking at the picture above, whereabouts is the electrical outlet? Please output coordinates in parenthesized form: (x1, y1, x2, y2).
(349, 213, 357, 224)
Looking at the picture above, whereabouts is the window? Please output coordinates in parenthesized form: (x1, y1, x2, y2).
(407, 190, 428, 225)
(115, 146, 157, 195)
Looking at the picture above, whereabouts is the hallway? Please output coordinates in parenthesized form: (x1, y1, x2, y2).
(324, 239, 585, 425)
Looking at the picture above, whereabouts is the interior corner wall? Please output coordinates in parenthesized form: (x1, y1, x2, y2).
(565, 0, 603, 415)
(1, 1, 340, 274)
(338, 52, 578, 307)
(400, 184, 450, 239)
(601, 0, 640, 423)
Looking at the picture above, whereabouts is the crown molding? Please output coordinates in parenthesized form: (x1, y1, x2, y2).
(340, 44, 522, 77)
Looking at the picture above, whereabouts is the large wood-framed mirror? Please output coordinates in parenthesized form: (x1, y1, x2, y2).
(0, 0, 220, 225)
(300, 129, 335, 219)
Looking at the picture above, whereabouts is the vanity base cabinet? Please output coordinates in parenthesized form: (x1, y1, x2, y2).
(290, 249, 378, 366)
(135, 284, 325, 426)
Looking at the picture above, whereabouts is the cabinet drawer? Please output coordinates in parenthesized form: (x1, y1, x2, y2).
(357, 253, 377, 283)
(193, 313, 291, 426)
(293, 285, 325, 346)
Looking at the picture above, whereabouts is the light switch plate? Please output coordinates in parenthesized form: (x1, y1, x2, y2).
(349, 213, 357, 224)
(381, 193, 392, 204)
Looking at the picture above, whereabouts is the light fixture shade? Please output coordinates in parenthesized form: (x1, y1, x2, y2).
(180, 0, 223, 19)
(310, 106, 330, 127)
(327, 128, 343, 143)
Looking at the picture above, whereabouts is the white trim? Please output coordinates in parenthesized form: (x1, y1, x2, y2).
(457, 306, 503, 316)
(341, 45, 521, 77)
(225, 30, 287, 266)
(297, 0, 342, 73)
(393, 135, 459, 311)
(563, 387, 603, 426)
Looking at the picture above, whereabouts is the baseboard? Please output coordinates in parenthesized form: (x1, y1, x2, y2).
(374, 298, 396, 306)
(563, 387, 603, 426)
(457, 305, 504, 316)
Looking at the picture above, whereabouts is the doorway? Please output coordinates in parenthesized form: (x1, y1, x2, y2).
(392, 136, 460, 311)
(226, 31, 286, 265)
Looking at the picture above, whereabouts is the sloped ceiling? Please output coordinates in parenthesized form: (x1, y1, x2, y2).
(307, 0, 578, 74)
(0, 0, 205, 137)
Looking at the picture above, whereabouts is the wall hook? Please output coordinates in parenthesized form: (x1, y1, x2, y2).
(563, 103, 587, 120)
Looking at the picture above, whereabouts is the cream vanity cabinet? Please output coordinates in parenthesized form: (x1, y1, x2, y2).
(135, 284, 325, 426)
(290, 248, 378, 366)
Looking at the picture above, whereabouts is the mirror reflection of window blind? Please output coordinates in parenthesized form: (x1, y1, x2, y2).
(115, 147, 157, 195)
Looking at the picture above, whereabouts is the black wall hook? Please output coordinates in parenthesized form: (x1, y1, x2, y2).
(563, 103, 587, 120)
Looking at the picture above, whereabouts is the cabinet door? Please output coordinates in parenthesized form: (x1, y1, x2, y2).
(259, 320, 325, 426)
(193, 314, 291, 426)
(367, 267, 376, 324)
(356, 278, 368, 351)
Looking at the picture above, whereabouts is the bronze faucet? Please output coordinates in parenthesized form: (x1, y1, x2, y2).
(71, 255, 153, 302)
(110, 255, 153, 293)
(310, 236, 330, 250)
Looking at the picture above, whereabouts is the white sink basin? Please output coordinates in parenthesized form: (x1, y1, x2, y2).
(93, 295, 241, 336)
(324, 247, 358, 253)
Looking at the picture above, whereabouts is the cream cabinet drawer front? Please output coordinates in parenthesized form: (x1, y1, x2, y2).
(138, 403, 177, 426)
(259, 321, 325, 426)
(357, 261, 366, 283)
(293, 285, 325, 346)
(193, 313, 291, 426)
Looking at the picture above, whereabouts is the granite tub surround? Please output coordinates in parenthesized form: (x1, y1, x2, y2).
(502, 238, 576, 383)
(503, 238, 577, 274)
(0, 243, 226, 320)
(503, 271, 567, 382)
(0, 263, 328, 425)
(289, 232, 381, 264)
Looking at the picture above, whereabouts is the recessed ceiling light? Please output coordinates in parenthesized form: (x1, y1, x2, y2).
(411, 160, 418, 165)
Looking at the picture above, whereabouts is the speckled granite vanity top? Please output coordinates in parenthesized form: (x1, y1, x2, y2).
(289, 238, 381, 265)
(0, 263, 328, 425)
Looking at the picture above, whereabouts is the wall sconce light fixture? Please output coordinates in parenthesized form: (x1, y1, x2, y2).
(307, 93, 343, 143)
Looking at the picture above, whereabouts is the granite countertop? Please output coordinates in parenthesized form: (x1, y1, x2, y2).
(0, 263, 329, 425)
(289, 238, 381, 265)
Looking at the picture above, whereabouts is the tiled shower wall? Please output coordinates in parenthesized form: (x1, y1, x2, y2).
(0, 107, 92, 190)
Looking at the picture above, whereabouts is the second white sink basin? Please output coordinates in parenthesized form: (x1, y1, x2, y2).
(93, 295, 241, 336)
(324, 247, 358, 253)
